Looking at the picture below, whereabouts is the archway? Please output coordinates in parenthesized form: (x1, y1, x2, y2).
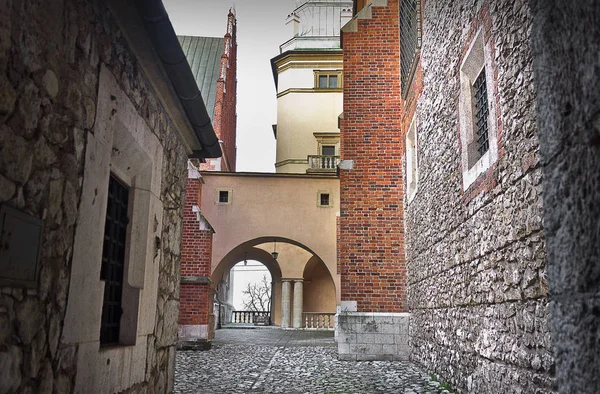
(302, 256, 337, 329)
(212, 237, 337, 327)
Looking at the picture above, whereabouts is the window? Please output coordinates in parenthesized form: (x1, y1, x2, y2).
(318, 191, 332, 207)
(405, 115, 418, 202)
(216, 188, 233, 205)
(322, 145, 335, 156)
(100, 174, 130, 345)
(473, 68, 490, 156)
(458, 28, 498, 190)
(219, 190, 229, 203)
(400, 0, 421, 97)
(315, 71, 343, 89)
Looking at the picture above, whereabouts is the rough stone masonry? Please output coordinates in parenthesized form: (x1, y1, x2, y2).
(0, 0, 189, 392)
(404, 1, 554, 393)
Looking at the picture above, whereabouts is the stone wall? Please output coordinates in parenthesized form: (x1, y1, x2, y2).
(531, 1, 600, 393)
(0, 0, 187, 392)
(405, 0, 555, 392)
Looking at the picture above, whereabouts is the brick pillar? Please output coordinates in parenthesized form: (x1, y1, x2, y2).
(178, 165, 215, 350)
(336, 0, 410, 361)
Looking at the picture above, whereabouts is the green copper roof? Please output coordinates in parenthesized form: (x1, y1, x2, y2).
(177, 36, 224, 123)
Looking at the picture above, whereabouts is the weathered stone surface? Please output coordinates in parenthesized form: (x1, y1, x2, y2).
(15, 298, 44, 345)
(1, 0, 189, 392)
(41, 69, 59, 99)
(0, 173, 16, 201)
(0, 73, 16, 115)
(405, 0, 554, 393)
(0, 125, 34, 184)
(38, 360, 54, 394)
(0, 346, 22, 393)
(15, 80, 42, 137)
(531, 1, 600, 392)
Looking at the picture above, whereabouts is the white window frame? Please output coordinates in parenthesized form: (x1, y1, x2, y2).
(458, 28, 499, 190)
(406, 115, 418, 203)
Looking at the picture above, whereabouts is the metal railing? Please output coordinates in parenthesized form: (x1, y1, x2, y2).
(303, 312, 335, 329)
(231, 310, 271, 325)
(307, 155, 340, 171)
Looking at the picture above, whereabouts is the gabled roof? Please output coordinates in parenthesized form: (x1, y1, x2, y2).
(177, 36, 225, 123)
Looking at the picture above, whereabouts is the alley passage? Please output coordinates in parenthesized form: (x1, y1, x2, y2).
(174, 328, 449, 394)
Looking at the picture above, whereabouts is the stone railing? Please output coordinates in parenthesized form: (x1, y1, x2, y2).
(307, 155, 340, 171)
(303, 312, 335, 329)
(231, 310, 271, 325)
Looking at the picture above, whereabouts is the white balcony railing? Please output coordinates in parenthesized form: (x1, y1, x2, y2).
(307, 155, 340, 172)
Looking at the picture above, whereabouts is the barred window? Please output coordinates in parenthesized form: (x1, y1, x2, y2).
(473, 68, 490, 156)
(100, 174, 130, 345)
(400, 0, 421, 97)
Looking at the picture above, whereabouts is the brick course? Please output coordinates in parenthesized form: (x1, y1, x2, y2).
(200, 11, 237, 172)
(339, 0, 407, 313)
(179, 177, 214, 327)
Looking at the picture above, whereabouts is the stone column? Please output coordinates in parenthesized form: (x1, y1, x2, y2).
(293, 279, 304, 328)
(281, 280, 291, 328)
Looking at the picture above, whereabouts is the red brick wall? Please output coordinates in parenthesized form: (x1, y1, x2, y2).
(202, 11, 237, 172)
(339, 0, 408, 313)
(179, 177, 214, 326)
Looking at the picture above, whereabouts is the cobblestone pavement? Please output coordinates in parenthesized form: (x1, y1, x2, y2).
(174, 328, 452, 394)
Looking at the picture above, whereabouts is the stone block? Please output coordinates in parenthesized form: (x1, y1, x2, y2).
(338, 353, 357, 361)
(357, 353, 385, 361)
(337, 343, 350, 354)
(374, 334, 396, 345)
(356, 333, 376, 344)
(395, 334, 409, 346)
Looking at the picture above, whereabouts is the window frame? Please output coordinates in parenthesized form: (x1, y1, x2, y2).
(405, 115, 419, 203)
(317, 191, 333, 208)
(458, 28, 499, 191)
(216, 188, 233, 205)
(314, 70, 343, 89)
(400, 0, 422, 98)
(100, 173, 131, 346)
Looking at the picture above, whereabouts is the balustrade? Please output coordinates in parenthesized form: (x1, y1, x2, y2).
(231, 310, 271, 325)
(302, 312, 335, 329)
(307, 155, 340, 171)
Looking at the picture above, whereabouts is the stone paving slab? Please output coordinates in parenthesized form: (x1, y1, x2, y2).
(175, 328, 451, 394)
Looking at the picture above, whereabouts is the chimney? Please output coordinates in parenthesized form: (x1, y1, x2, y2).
(341, 8, 353, 29)
(285, 12, 300, 37)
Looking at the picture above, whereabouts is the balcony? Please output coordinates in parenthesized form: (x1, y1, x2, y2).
(307, 155, 340, 173)
(302, 312, 335, 330)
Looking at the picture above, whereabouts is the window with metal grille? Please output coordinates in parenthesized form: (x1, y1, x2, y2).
(473, 68, 490, 156)
(320, 193, 330, 207)
(400, 0, 421, 97)
(100, 174, 129, 345)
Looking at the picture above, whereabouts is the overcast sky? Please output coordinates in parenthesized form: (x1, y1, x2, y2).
(163, 0, 295, 172)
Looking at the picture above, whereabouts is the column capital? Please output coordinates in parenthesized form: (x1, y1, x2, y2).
(282, 278, 304, 282)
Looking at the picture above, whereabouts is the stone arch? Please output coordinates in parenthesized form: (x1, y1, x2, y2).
(302, 256, 337, 314)
(212, 236, 338, 326)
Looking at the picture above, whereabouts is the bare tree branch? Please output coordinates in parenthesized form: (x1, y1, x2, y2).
(242, 275, 271, 312)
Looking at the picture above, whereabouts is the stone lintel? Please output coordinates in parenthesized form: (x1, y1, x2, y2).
(180, 276, 213, 284)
